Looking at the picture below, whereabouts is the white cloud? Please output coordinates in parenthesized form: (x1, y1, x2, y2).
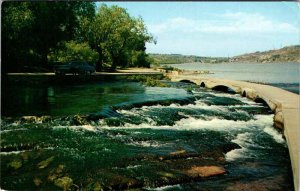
(149, 17, 196, 34)
(148, 12, 298, 35)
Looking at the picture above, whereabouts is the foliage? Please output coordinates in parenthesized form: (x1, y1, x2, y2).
(126, 75, 169, 87)
(78, 4, 154, 71)
(2, 1, 96, 73)
(144, 77, 168, 87)
(2, 2, 35, 72)
(48, 41, 99, 63)
(131, 51, 151, 68)
(2, 2, 155, 73)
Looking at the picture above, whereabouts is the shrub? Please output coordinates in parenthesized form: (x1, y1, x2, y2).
(131, 51, 151, 68)
(126, 75, 169, 87)
(48, 41, 99, 64)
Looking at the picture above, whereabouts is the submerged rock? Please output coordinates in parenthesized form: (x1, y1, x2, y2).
(48, 164, 65, 182)
(37, 156, 54, 169)
(225, 177, 285, 191)
(20, 115, 51, 123)
(170, 150, 186, 156)
(87, 107, 121, 121)
(8, 159, 22, 169)
(100, 173, 142, 190)
(33, 177, 42, 187)
(21, 116, 37, 123)
(185, 166, 226, 178)
(54, 176, 73, 191)
(93, 182, 103, 191)
(72, 115, 88, 125)
(221, 143, 241, 153)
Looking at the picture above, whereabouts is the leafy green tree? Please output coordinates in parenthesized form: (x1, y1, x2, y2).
(48, 41, 99, 64)
(78, 4, 154, 71)
(131, 51, 151, 68)
(2, 2, 34, 72)
(2, 2, 154, 73)
(1, 1, 95, 73)
(28, 2, 96, 66)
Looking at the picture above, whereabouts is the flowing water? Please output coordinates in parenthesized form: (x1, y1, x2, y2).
(169, 62, 300, 94)
(1, 80, 293, 190)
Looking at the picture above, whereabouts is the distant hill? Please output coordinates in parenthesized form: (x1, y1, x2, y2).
(149, 45, 300, 65)
(148, 54, 229, 65)
(230, 45, 300, 63)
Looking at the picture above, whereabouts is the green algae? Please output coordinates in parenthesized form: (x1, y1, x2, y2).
(37, 156, 55, 169)
(54, 176, 73, 191)
(8, 160, 22, 170)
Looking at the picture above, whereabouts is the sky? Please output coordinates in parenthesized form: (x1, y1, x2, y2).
(98, 2, 299, 57)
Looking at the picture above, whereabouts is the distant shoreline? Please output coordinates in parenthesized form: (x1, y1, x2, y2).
(150, 45, 300, 65)
(164, 61, 300, 65)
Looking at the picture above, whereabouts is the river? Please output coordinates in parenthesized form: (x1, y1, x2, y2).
(1, 79, 294, 190)
(169, 62, 300, 94)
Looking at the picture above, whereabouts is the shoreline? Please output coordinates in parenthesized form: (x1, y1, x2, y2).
(5, 67, 162, 76)
(3, 68, 164, 86)
(164, 61, 300, 65)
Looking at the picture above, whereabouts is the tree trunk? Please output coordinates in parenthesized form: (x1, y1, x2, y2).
(96, 56, 102, 72)
(96, 47, 103, 72)
(110, 56, 117, 71)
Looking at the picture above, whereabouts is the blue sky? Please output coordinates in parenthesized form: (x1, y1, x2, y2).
(98, 2, 299, 57)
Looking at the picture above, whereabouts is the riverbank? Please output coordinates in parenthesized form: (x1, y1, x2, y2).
(3, 68, 164, 86)
(6, 67, 162, 76)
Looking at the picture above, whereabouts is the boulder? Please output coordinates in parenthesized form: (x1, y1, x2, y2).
(21, 116, 38, 123)
(20, 115, 51, 123)
(185, 166, 226, 178)
(54, 176, 73, 191)
(170, 150, 186, 156)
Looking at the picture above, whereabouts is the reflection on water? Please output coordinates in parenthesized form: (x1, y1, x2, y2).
(2, 82, 191, 117)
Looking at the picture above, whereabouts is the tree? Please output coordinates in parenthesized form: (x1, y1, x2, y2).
(2, 2, 34, 72)
(78, 4, 154, 71)
(131, 51, 151, 68)
(77, 4, 111, 71)
(28, 1, 96, 66)
(1, 1, 95, 73)
(48, 41, 99, 64)
(2, 2, 154, 73)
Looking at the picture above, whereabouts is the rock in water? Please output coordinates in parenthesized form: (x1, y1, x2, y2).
(37, 156, 55, 169)
(8, 160, 22, 169)
(185, 166, 226, 178)
(170, 149, 186, 156)
(54, 176, 73, 191)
